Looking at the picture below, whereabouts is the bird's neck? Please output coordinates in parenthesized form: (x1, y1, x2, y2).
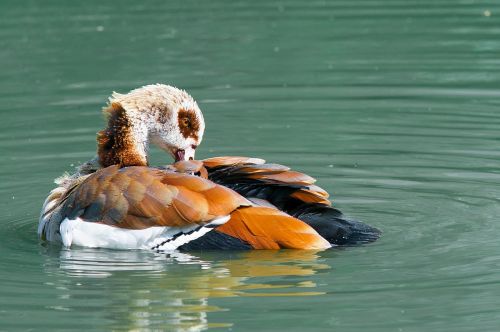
(97, 103, 149, 168)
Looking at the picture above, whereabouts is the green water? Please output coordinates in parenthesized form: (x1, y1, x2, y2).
(2, 1, 500, 331)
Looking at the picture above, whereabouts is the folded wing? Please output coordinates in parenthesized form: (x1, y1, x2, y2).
(181, 156, 380, 249)
(40, 165, 250, 250)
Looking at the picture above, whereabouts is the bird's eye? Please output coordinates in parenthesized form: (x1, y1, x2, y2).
(181, 117, 190, 127)
(191, 144, 197, 149)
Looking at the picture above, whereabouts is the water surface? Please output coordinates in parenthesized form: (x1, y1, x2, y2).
(1, 1, 500, 331)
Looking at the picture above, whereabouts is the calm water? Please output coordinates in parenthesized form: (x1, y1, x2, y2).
(1, 1, 500, 331)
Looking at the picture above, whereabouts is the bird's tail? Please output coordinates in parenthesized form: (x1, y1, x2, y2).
(290, 204, 381, 246)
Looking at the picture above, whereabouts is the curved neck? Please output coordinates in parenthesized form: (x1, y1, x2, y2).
(97, 104, 149, 168)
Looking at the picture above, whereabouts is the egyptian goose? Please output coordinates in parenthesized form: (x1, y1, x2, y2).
(39, 84, 380, 251)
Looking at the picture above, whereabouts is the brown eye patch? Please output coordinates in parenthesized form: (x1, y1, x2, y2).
(177, 109, 200, 140)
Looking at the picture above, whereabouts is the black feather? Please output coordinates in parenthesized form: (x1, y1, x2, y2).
(179, 230, 252, 250)
(289, 203, 381, 245)
(205, 164, 381, 247)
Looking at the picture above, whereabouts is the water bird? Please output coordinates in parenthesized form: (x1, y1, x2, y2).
(39, 84, 380, 250)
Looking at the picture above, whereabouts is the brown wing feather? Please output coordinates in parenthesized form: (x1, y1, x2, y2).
(60, 165, 250, 229)
(203, 156, 265, 168)
(216, 206, 331, 250)
(202, 156, 330, 206)
(247, 170, 315, 186)
(290, 190, 332, 206)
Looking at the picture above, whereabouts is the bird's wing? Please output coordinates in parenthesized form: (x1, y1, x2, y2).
(218, 206, 331, 250)
(59, 165, 250, 229)
(202, 156, 331, 209)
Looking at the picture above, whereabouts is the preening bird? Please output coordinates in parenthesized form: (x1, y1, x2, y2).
(39, 84, 380, 251)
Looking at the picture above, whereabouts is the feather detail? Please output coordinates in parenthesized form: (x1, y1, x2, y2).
(247, 170, 315, 185)
(203, 156, 265, 168)
(290, 190, 332, 206)
(202, 157, 331, 210)
(216, 206, 331, 250)
(58, 166, 250, 230)
(58, 215, 230, 250)
(198, 156, 379, 247)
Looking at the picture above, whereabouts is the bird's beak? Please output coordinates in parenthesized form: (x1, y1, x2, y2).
(173, 146, 196, 162)
(173, 149, 185, 162)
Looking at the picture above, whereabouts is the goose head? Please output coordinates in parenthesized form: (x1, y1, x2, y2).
(97, 84, 205, 167)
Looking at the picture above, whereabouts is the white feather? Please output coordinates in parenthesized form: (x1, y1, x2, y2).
(59, 215, 230, 251)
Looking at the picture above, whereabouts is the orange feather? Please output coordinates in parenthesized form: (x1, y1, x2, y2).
(216, 206, 331, 250)
(290, 190, 332, 206)
(203, 156, 265, 168)
(59, 166, 250, 230)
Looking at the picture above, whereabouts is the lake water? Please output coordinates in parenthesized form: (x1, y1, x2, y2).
(1, 1, 500, 331)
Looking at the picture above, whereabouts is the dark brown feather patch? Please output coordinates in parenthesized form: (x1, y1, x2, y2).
(177, 109, 200, 141)
(97, 103, 147, 168)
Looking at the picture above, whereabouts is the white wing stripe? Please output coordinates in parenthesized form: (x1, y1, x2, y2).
(58, 215, 230, 251)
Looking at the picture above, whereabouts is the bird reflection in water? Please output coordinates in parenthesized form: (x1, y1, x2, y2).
(41, 247, 330, 330)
